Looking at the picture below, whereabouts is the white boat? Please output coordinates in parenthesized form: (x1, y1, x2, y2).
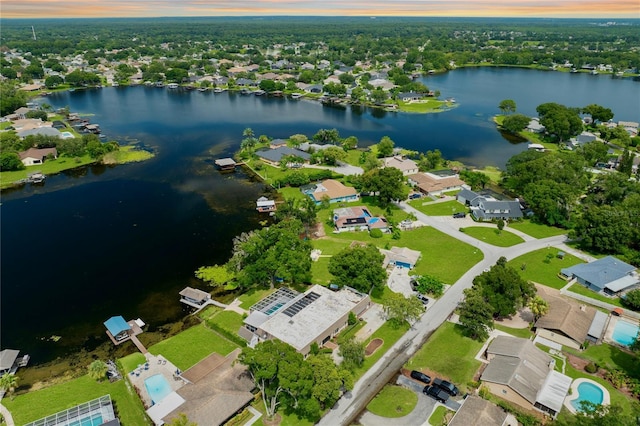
(167, 83, 179, 89)
(290, 93, 304, 99)
(213, 87, 226, 93)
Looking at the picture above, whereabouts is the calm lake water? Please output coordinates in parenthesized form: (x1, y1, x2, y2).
(1, 68, 638, 363)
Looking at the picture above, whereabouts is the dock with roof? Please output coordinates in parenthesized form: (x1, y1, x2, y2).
(104, 315, 148, 353)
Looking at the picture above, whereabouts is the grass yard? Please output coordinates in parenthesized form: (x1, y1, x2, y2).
(148, 323, 238, 370)
(0, 154, 96, 189)
(119, 352, 147, 374)
(493, 323, 534, 339)
(237, 288, 276, 309)
(475, 166, 502, 184)
(278, 186, 306, 201)
(397, 99, 452, 113)
(353, 322, 410, 381)
(567, 284, 624, 307)
(508, 220, 567, 239)
(407, 322, 483, 391)
(565, 343, 640, 379)
(103, 146, 155, 164)
(461, 227, 524, 247)
(311, 226, 482, 285)
(507, 247, 584, 290)
(3, 374, 149, 426)
(408, 200, 466, 216)
(429, 405, 449, 426)
(366, 385, 418, 418)
(208, 310, 245, 335)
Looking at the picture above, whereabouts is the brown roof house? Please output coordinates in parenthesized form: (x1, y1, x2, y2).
(19, 147, 58, 166)
(534, 286, 607, 349)
(448, 395, 517, 426)
(380, 246, 422, 269)
(303, 179, 359, 204)
(408, 172, 465, 196)
(382, 156, 419, 176)
(481, 336, 572, 419)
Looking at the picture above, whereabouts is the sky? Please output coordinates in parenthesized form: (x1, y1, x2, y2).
(1, 0, 638, 19)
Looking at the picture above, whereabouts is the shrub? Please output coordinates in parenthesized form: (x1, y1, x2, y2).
(585, 362, 598, 374)
(621, 289, 640, 311)
(348, 311, 357, 326)
(370, 228, 383, 238)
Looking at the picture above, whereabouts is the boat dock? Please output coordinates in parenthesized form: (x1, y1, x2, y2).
(179, 287, 228, 314)
(214, 158, 244, 171)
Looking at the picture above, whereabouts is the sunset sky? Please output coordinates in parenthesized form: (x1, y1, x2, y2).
(2, 0, 638, 19)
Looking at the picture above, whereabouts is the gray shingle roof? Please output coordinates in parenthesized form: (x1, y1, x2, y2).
(256, 147, 311, 163)
(561, 256, 635, 291)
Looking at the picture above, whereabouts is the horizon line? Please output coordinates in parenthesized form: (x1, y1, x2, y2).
(2, 15, 639, 20)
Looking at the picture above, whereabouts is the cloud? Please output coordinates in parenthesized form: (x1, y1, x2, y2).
(2, 0, 638, 18)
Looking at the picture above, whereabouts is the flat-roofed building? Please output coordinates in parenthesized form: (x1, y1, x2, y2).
(239, 285, 371, 355)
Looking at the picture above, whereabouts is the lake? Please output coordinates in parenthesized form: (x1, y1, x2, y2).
(1, 67, 638, 364)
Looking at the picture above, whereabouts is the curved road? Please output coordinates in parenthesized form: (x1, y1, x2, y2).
(318, 202, 567, 426)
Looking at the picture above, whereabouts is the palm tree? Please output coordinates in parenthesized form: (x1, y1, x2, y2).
(0, 374, 19, 400)
(167, 413, 197, 426)
(88, 360, 109, 382)
(528, 295, 549, 323)
(242, 127, 255, 139)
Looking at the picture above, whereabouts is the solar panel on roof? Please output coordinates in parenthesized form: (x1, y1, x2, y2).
(282, 291, 321, 317)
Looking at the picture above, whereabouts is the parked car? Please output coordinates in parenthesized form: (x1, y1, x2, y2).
(423, 385, 450, 403)
(415, 294, 429, 305)
(410, 370, 431, 384)
(433, 378, 459, 396)
(453, 212, 466, 218)
(409, 193, 422, 200)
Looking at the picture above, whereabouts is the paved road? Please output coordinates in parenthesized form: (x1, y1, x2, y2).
(318, 202, 568, 426)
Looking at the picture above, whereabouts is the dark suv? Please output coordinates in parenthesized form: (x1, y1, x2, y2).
(453, 212, 466, 218)
(415, 294, 429, 305)
(410, 370, 431, 384)
(423, 385, 450, 403)
(432, 378, 459, 396)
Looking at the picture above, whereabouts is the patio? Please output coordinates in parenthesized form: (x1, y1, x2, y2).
(127, 354, 186, 409)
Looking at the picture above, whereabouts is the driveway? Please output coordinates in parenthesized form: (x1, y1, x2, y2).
(387, 267, 414, 297)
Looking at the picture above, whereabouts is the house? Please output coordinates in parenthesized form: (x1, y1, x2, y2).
(619, 121, 639, 137)
(526, 118, 546, 133)
(256, 196, 276, 213)
(448, 395, 517, 426)
(382, 156, 419, 175)
(481, 336, 572, 418)
(103, 315, 132, 342)
(457, 189, 523, 221)
(408, 171, 465, 196)
(333, 206, 388, 232)
(560, 256, 638, 295)
(398, 92, 425, 102)
(303, 179, 359, 204)
(380, 246, 422, 269)
(18, 147, 58, 166)
(179, 287, 211, 306)
(534, 286, 605, 349)
(569, 131, 597, 147)
(255, 146, 311, 166)
(238, 285, 371, 355)
(527, 143, 545, 152)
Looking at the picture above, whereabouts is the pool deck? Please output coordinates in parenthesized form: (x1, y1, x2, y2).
(563, 378, 610, 415)
(603, 315, 639, 349)
(128, 353, 186, 409)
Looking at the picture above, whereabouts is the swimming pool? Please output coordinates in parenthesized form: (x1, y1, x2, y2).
(68, 414, 103, 426)
(612, 320, 640, 346)
(570, 382, 604, 411)
(144, 374, 172, 405)
(60, 131, 75, 139)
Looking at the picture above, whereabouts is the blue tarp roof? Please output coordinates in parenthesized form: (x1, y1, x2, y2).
(104, 316, 130, 336)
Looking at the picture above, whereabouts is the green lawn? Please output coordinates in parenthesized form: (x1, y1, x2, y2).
(278, 186, 306, 201)
(507, 247, 584, 289)
(461, 227, 524, 247)
(3, 375, 149, 426)
(508, 220, 567, 239)
(408, 200, 466, 216)
(103, 146, 155, 164)
(237, 288, 276, 309)
(119, 352, 147, 373)
(407, 322, 483, 392)
(312, 226, 483, 285)
(567, 284, 624, 308)
(565, 343, 640, 379)
(493, 323, 534, 339)
(148, 323, 238, 370)
(475, 166, 502, 184)
(366, 385, 418, 417)
(208, 310, 245, 335)
(429, 405, 449, 426)
(353, 322, 410, 381)
(0, 154, 96, 189)
(397, 99, 452, 113)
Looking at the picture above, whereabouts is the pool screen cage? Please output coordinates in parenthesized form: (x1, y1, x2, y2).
(24, 394, 118, 426)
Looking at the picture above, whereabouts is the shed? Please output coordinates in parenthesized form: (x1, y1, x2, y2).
(586, 310, 608, 344)
(179, 287, 211, 305)
(0, 349, 20, 374)
(103, 316, 131, 341)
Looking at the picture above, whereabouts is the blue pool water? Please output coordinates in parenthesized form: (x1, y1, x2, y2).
(612, 320, 640, 346)
(369, 218, 380, 224)
(571, 382, 604, 411)
(265, 302, 284, 315)
(145, 374, 172, 404)
(68, 414, 103, 426)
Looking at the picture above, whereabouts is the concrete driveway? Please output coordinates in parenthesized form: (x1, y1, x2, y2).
(387, 267, 413, 297)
